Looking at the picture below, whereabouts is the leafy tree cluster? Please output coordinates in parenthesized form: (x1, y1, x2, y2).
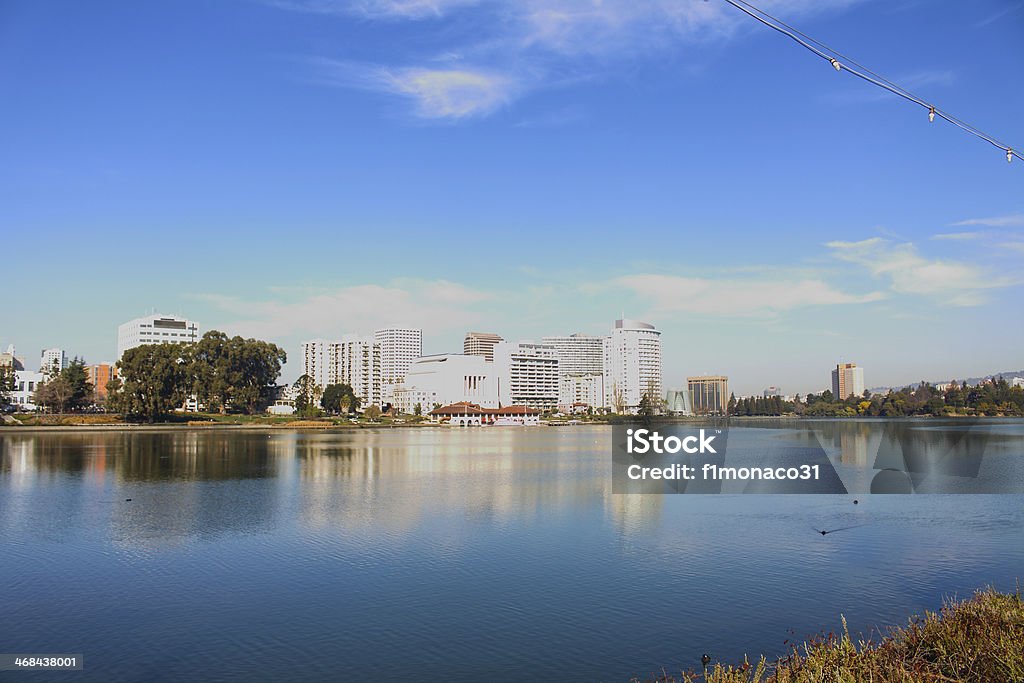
(795, 378, 1024, 417)
(107, 331, 286, 422)
(34, 358, 93, 413)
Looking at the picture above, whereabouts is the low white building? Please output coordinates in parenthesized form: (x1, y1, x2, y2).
(1012, 377, 1024, 389)
(11, 370, 45, 410)
(392, 354, 498, 413)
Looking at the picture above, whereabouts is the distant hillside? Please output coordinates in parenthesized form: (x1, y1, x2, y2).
(869, 369, 1024, 394)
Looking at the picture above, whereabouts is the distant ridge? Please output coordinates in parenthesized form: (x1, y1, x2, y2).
(869, 369, 1024, 394)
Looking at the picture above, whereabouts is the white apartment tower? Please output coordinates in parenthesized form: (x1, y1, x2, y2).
(494, 341, 560, 411)
(374, 328, 423, 387)
(329, 338, 382, 409)
(116, 314, 200, 360)
(603, 319, 662, 414)
(301, 339, 330, 390)
(542, 333, 606, 410)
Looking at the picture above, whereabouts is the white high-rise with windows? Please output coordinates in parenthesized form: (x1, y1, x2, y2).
(374, 327, 422, 388)
(494, 341, 559, 411)
(329, 337, 382, 409)
(40, 348, 68, 375)
(542, 333, 605, 410)
(117, 314, 200, 360)
(301, 340, 330, 390)
(603, 319, 662, 414)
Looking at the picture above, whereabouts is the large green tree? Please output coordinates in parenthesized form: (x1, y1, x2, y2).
(189, 331, 286, 414)
(0, 366, 15, 404)
(116, 343, 191, 422)
(321, 383, 359, 415)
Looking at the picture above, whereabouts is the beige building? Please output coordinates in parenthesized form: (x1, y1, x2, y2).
(688, 375, 729, 415)
(463, 332, 504, 362)
(832, 363, 865, 400)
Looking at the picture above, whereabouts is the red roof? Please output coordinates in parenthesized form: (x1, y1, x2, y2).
(430, 402, 540, 416)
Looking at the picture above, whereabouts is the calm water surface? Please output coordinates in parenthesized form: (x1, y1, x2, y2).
(2, 420, 1023, 682)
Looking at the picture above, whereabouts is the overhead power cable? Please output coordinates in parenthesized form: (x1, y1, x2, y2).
(719, 0, 1021, 165)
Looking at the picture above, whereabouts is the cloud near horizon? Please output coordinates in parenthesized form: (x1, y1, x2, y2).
(826, 237, 1017, 306)
(609, 274, 885, 317)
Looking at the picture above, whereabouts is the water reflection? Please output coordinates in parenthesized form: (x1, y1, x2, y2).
(1, 423, 1023, 683)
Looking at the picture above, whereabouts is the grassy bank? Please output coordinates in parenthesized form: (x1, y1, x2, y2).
(634, 588, 1024, 683)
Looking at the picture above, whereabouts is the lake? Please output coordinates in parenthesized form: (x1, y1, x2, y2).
(2, 420, 1023, 682)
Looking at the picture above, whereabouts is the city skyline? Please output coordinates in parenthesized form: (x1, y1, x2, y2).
(3, 1, 1022, 395)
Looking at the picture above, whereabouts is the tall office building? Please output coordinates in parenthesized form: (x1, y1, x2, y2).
(374, 327, 422, 386)
(40, 348, 67, 375)
(494, 341, 559, 411)
(603, 319, 662, 414)
(463, 332, 504, 362)
(688, 376, 729, 415)
(832, 363, 865, 400)
(542, 333, 605, 410)
(117, 314, 200, 360)
(329, 337, 382, 409)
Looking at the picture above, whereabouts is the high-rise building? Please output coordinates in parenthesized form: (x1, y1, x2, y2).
(688, 375, 729, 415)
(603, 319, 662, 414)
(117, 314, 200, 360)
(40, 348, 68, 375)
(494, 341, 559, 411)
(763, 386, 781, 398)
(463, 332, 504, 362)
(542, 333, 605, 410)
(374, 328, 423, 387)
(329, 337, 382, 409)
(86, 363, 118, 400)
(832, 363, 865, 400)
(301, 339, 330, 392)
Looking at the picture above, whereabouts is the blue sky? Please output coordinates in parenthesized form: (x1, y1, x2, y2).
(2, 0, 1022, 394)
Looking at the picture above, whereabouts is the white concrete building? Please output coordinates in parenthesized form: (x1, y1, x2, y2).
(11, 370, 45, 410)
(393, 354, 498, 413)
(117, 314, 200, 360)
(603, 319, 663, 414)
(329, 338, 381, 410)
(542, 333, 606, 410)
(560, 373, 604, 412)
(301, 339, 330, 392)
(375, 327, 422, 399)
(1012, 377, 1024, 389)
(40, 348, 67, 375)
(494, 341, 559, 411)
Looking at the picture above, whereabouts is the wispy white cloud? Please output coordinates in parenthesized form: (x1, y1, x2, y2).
(949, 213, 1024, 228)
(930, 231, 984, 241)
(195, 280, 493, 341)
(279, 0, 866, 118)
(826, 237, 1017, 306)
(605, 273, 885, 317)
(264, 0, 478, 19)
(307, 58, 517, 118)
